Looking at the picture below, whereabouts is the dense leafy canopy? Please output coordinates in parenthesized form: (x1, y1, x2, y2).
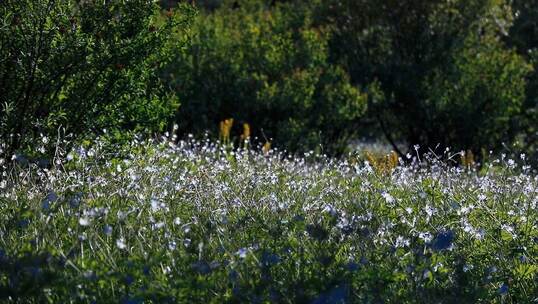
(1, 0, 537, 158)
(312, 0, 532, 155)
(164, 1, 367, 154)
(0, 0, 194, 153)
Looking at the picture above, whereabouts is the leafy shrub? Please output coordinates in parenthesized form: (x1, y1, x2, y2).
(506, 0, 538, 161)
(164, 0, 367, 154)
(423, 27, 531, 152)
(0, 0, 194, 154)
(313, 0, 532, 156)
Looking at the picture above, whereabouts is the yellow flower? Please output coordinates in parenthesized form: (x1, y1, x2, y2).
(241, 123, 251, 140)
(219, 118, 234, 143)
(262, 141, 271, 156)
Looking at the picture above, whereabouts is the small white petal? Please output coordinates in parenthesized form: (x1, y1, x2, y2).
(79, 217, 90, 226)
(116, 238, 127, 250)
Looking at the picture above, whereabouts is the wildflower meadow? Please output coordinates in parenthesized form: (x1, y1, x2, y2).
(2, 0, 538, 302)
(1, 136, 537, 303)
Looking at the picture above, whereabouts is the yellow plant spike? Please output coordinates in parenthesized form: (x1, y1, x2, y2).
(240, 122, 251, 149)
(365, 150, 398, 175)
(387, 151, 399, 170)
(262, 141, 271, 156)
(365, 151, 378, 169)
(219, 118, 234, 144)
(241, 123, 251, 141)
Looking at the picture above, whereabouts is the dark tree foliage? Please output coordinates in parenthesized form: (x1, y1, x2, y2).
(313, 0, 531, 156)
(0, 0, 194, 154)
(506, 0, 538, 155)
(164, 0, 367, 154)
(2, 0, 535, 158)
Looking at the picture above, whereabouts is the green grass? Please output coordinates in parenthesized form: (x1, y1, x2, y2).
(0, 138, 537, 303)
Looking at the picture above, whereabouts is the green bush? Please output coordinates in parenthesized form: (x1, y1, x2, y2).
(313, 0, 532, 156)
(164, 1, 367, 154)
(0, 0, 194, 154)
(505, 0, 538, 160)
(423, 26, 531, 152)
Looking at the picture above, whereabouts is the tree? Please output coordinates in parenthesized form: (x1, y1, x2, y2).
(0, 0, 194, 153)
(314, 0, 532, 156)
(164, 1, 367, 154)
(505, 0, 538, 156)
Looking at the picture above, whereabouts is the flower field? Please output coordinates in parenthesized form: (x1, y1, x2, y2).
(1, 138, 537, 303)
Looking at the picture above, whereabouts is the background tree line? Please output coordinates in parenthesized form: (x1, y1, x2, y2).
(1, 0, 537, 161)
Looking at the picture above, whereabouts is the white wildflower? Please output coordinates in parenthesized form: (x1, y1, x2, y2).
(395, 236, 410, 248)
(418, 232, 433, 243)
(116, 238, 127, 250)
(79, 217, 91, 226)
(236, 248, 248, 259)
(382, 192, 395, 204)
